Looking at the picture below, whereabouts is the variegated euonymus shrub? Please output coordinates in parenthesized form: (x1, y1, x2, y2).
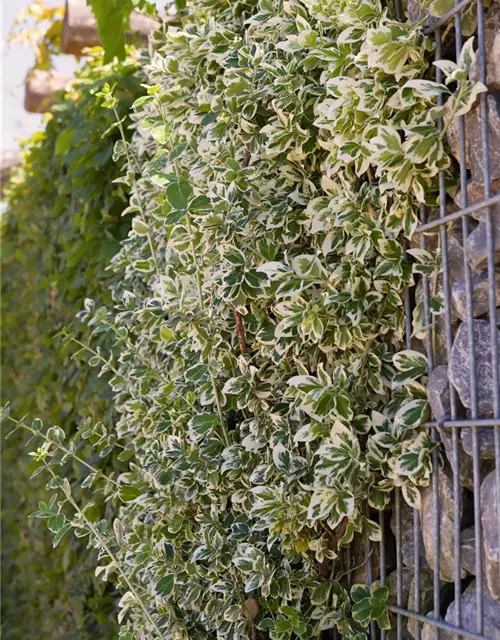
(2, 0, 486, 638)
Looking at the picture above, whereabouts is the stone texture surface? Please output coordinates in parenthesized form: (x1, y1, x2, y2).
(461, 426, 497, 459)
(438, 427, 494, 491)
(465, 210, 500, 270)
(467, 197, 498, 223)
(415, 276, 460, 366)
(455, 178, 500, 209)
(351, 533, 381, 584)
(420, 468, 471, 582)
(444, 580, 500, 639)
(451, 269, 500, 321)
(447, 94, 500, 187)
(409, 206, 461, 254)
(391, 499, 428, 569)
(481, 470, 500, 601)
(387, 569, 412, 608)
(449, 320, 500, 416)
(386, 569, 413, 640)
(405, 0, 438, 28)
(471, 1, 500, 91)
(428, 366, 451, 420)
(407, 568, 435, 638)
(461, 526, 478, 575)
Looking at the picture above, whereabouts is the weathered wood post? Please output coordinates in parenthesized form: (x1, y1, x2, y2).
(24, 70, 73, 113)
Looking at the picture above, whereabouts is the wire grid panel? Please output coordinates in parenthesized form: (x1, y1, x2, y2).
(372, 0, 500, 639)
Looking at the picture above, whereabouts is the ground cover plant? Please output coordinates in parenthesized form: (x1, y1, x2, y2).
(1, 0, 486, 638)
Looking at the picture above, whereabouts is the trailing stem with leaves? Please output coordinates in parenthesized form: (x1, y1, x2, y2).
(3, 0, 486, 638)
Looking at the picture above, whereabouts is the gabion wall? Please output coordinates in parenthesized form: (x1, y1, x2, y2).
(339, 0, 500, 638)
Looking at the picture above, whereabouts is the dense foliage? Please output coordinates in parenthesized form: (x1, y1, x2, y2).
(1, 51, 141, 638)
(2, 0, 486, 638)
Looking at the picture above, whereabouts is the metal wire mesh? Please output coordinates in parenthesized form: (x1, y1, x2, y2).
(364, 0, 500, 638)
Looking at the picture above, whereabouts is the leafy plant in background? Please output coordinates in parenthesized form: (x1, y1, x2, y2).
(2, 0, 487, 639)
(8, 1, 65, 70)
(1, 50, 142, 639)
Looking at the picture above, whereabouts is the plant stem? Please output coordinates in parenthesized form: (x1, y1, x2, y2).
(43, 462, 165, 639)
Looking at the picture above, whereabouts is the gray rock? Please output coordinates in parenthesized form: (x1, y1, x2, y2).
(461, 426, 497, 459)
(387, 568, 412, 608)
(471, 2, 500, 91)
(407, 568, 435, 638)
(428, 365, 451, 420)
(449, 320, 500, 416)
(386, 569, 414, 640)
(451, 268, 500, 321)
(420, 614, 440, 640)
(447, 94, 500, 187)
(420, 468, 470, 582)
(465, 220, 500, 271)
(481, 470, 500, 601)
(454, 178, 500, 209)
(460, 526, 478, 575)
(350, 533, 381, 584)
(438, 427, 494, 491)
(469, 200, 500, 223)
(405, 0, 438, 28)
(415, 276, 460, 366)
(409, 206, 461, 255)
(391, 499, 428, 569)
(444, 580, 500, 638)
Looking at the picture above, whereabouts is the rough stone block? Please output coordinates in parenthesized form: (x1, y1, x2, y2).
(481, 470, 500, 601)
(451, 268, 500, 321)
(449, 319, 500, 416)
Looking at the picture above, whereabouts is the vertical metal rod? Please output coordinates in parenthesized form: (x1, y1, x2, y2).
(363, 504, 375, 639)
(456, 44, 483, 640)
(413, 508, 421, 640)
(450, 5, 465, 634)
(395, 488, 403, 640)
(476, 0, 500, 606)
(379, 509, 386, 640)
(394, 0, 401, 20)
(432, 33, 444, 640)
(346, 545, 352, 590)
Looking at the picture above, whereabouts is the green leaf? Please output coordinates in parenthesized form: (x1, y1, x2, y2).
(87, 0, 130, 62)
(119, 485, 143, 502)
(156, 574, 175, 597)
(132, 218, 149, 236)
(394, 399, 429, 428)
(166, 180, 192, 210)
(150, 122, 174, 144)
(392, 350, 427, 386)
(48, 514, 65, 533)
(189, 413, 217, 440)
(52, 523, 72, 548)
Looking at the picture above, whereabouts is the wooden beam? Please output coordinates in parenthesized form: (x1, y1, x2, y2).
(24, 70, 73, 113)
(61, 0, 159, 56)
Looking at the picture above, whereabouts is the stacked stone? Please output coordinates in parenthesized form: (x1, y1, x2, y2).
(385, 3, 500, 637)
